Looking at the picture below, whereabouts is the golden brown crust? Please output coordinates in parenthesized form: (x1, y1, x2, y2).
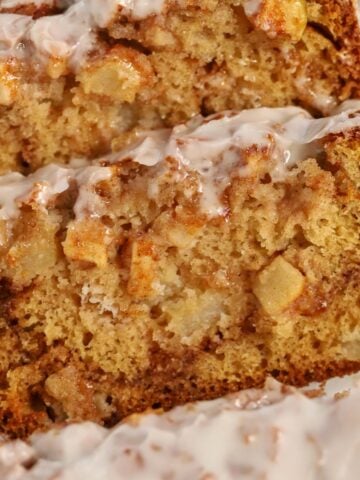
(2, 347, 359, 439)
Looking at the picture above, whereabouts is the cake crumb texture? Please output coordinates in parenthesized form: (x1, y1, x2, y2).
(0, 119, 359, 437)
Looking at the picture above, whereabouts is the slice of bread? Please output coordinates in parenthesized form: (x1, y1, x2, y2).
(0, 0, 359, 172)
(0, 102, 359, 437)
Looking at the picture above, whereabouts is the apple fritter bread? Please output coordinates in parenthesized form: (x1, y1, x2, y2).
(0, 102, 359, 437)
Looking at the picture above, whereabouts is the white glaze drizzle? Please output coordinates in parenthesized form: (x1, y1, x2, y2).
(1, 101, 360, 222)
(0, 163, 112, 220)
(0, 0, 273, 70)
(0, 0, 166, 18)
(0, 0, 167, 69)
(115, 99, 360, 215)
(0, 378, 359, 479)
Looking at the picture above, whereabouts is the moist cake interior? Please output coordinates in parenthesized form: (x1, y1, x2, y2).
(0, 103, 359, 437)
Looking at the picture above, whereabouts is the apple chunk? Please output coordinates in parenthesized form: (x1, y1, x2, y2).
(253, 256, 305, 316)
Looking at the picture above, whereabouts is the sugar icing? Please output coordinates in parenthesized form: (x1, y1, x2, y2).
(0, 378, 359, 479)
(0, 0, 167, 69)
(1, 101, 360, 222)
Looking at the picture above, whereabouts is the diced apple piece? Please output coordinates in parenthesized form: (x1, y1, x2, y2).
(77, 46, 153, 102)
(127, 237, 158, 299)
(0, 64, 17, 106)
(6, 210, 58, 286)
(153, 210, 203, 249)
(253, 256, 305, 316)
(45, 366, 98, 420)
(63, 219, 110, 268)
(244, 0, 307, 42)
